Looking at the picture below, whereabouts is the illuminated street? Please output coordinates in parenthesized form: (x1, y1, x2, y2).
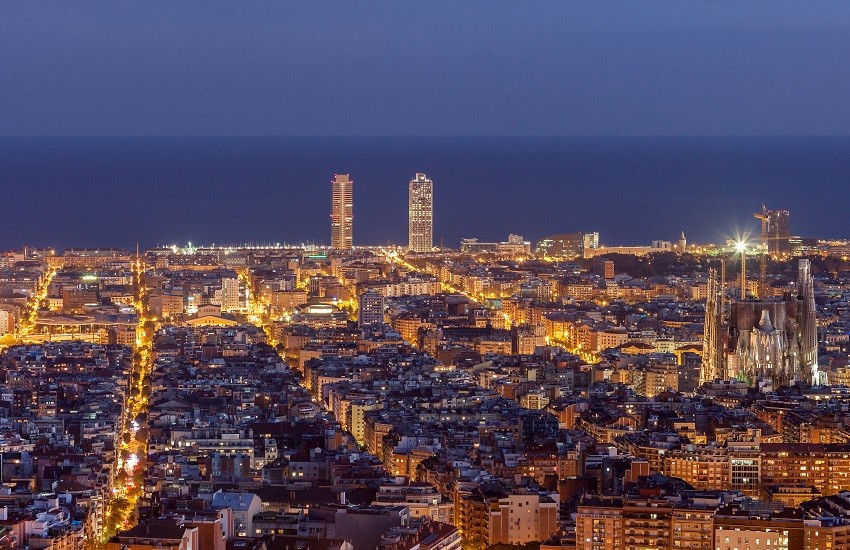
(98, 255, 156, 546)
(0, 266, 56, 351)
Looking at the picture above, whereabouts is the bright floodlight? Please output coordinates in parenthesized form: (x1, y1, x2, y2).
(735, 241, 747, 253)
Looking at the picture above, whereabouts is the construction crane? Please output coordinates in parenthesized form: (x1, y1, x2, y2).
(754, 205, 768, 298)
(720, 254, 726, 312)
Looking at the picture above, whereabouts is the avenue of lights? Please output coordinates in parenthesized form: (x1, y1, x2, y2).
(99, 254, 157, 543)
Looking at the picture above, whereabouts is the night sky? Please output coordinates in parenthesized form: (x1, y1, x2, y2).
(2, 2, 850, 137)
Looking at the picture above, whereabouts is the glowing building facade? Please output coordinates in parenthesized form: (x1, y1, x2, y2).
(331, 174, 353, 250)
(702, 259, 818, 390)
(358, 290, 385, 327)
(535, 232, 598, 259)
(408, 173, 433, 252)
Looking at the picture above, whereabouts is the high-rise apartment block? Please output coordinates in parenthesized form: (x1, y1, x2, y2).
(0, 310, 11, 335)
(358, 291, 385, 327)
(593, 258, 615, 279)
(583, 232, 600, 252)
(220, 277, 241, 312)
(331, 174, 353, 250)
(408, 173, 433, 252)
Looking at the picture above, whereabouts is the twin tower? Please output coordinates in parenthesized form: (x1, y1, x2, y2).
(330, 173, 434, 252)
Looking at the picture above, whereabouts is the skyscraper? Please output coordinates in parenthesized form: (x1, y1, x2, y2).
(766, 209, 791, 256)
(408, 173, 433, 252)
(331, 174, 353, 250)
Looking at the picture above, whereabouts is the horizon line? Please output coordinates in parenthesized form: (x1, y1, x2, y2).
(2, 134, 850, 139)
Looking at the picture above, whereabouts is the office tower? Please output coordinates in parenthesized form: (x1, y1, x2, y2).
(331, 174, 353, 250)
(358, 291, 385, 326)
(408, 173, 433, 252)
(766, 209, 791, 255)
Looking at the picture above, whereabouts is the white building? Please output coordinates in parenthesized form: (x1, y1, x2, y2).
(0, 310, 12, 335)
(221, 277, 242, 313)
(373, 479, 453, 524)
(211, 490, 263, 538)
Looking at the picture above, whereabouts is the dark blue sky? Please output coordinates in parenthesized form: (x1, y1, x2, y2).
(3, 2, 850, 136)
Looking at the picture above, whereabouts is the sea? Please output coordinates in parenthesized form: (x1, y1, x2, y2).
(0, 136, 848, 251)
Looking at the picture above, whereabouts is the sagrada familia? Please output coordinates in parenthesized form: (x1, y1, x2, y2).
(701, 259, 818, 391)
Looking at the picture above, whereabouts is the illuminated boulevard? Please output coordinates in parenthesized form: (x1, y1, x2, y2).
(98, 255, 156, 546)
(0, 266, 57, 351)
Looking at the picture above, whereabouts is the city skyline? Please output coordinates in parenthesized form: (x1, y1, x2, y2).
(2, 4, 850, 549)
(3, 135, 850, 252)
(0, 163, 831, 255)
